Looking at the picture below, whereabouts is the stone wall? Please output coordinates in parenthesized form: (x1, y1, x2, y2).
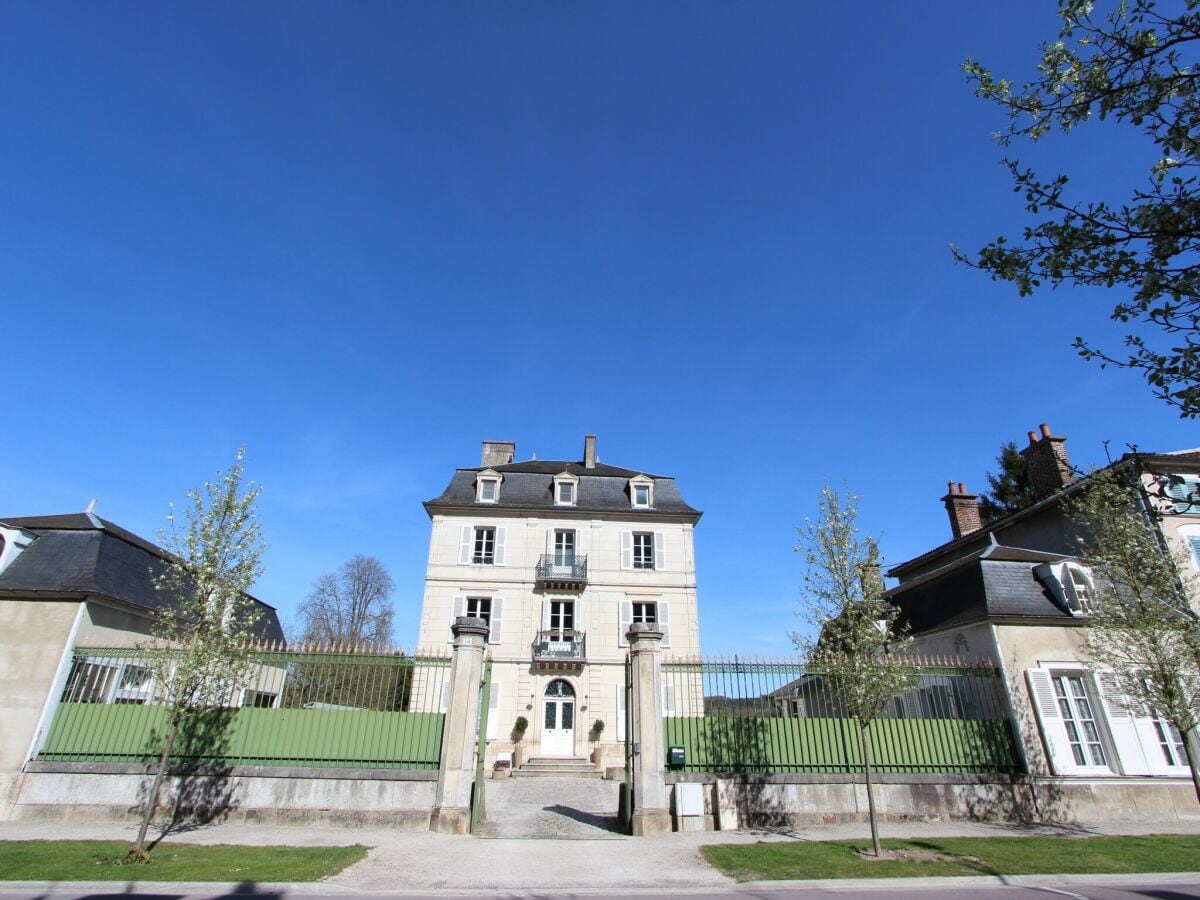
(665, 772, 1200, 831)
(9, 762, 437, 829)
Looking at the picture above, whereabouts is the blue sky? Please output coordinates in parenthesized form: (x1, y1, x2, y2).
(3, 2, 1194, 654)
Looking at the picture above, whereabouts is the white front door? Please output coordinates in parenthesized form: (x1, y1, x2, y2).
(541, 679, 575, 756)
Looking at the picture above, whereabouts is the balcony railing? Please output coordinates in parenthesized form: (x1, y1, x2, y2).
(533, 629, 586, 663)
(535, 554, 588, 586)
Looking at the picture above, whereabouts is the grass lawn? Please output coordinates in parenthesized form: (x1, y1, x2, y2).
(0, 840, 369, 882)
(701, 834, 1200, 882)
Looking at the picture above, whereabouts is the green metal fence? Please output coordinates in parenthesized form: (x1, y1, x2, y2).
(38, 644, 450, 769)
(661, 656, 1021, 774)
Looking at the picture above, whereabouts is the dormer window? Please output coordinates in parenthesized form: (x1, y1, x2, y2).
(630, 475, 654, 509)
(553, 471, 579, 506)
(1063, 563, 1094, 614)
(476, 469, 501, 504)
(1035, 560, 1095, 616)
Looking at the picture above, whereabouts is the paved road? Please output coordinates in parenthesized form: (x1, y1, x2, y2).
(0, 876, 1199, 898)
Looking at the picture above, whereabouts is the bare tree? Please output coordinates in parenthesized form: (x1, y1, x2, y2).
(792, 483, 916, 857)
(298, 555, 395, 647)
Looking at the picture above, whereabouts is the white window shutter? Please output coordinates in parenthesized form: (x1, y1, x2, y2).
(618, 601, 633, 647)
(1025, 668, 1081, 776)
(615, 683, 626, 741)
(661, 683, 676, 717)
(901, 691, 923, 719)
(1095, 672, 1151, 775)
(486, 680, 500, 740)
(620, 531, 633, 570)
(459, 526, 472, 565)
(448, 595, 465, 642)
(654, 532, 665, 570)
(489, 597, 503, 645)
(440, 679, 450, 713)
(494, 527, 506, 565)
(658, 601, 671, 648)
(541, 598, 551, 631)
(1189, 535, 1200, 571)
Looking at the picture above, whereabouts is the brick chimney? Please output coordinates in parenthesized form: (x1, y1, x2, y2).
(943, 481, 983, 540)
(1019, 423, 1074, 500)
(583, 434, 597, 469)
(480, 440, 515, 467)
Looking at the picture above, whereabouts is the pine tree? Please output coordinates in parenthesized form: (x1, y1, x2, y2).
(979, 441, 1037, 524)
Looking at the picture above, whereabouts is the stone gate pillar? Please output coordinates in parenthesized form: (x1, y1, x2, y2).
(430, 616, 489, 834)
(628, 622, 671, 835)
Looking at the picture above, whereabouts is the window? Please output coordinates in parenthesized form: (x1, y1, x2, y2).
(632, 532, 654, 569)
(548, 599, 575, 635)
(554, 529, 576, 566)
(632, 601, 657, 624)
(473, 527, 495, 564)
(1053, 674, 1107, 767)
(449, 594, 504, 644)
(557, 482, 575, 505)
(243, 690, 278, 709)
(1162, 474, 1200, 514)
(1151, 710, 1189, 767)
(629, 475, 654, 508)
(475, 469, 502, 503)
(466, 596, 492, 629)
(1064, 564, 1094, 614)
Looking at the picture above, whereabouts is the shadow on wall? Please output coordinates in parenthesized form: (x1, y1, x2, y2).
(132, 706, 240, 840)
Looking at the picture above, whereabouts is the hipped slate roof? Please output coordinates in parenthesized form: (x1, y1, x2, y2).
(424, 460, 702, 520)
(0, 513, 284, 642)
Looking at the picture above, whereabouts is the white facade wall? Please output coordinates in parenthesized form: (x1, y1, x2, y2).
(416, 506, 700, 764)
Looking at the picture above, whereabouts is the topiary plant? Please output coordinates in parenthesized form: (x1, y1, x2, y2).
(513, 715, 529, 742)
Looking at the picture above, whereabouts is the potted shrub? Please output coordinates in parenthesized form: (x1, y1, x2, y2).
(512, 715, 528, 767)
(590, 719, 605, 765)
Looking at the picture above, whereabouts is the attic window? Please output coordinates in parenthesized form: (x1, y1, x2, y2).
(630, 475, 654, 509)
(1063, 563, 1094, 615)
(1163, 475, 1200, 514)
(476, 470, 501, 504)
(553, 472, 578, 506)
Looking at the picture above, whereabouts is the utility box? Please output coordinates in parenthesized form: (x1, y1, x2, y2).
(675, 782, 704, 817)
(667, 745, 686, 768)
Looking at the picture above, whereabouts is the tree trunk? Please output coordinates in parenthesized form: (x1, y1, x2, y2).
(861, 722, 881, 857)
(1184, 726, 1200, 808)
(132, 707, 182, 855)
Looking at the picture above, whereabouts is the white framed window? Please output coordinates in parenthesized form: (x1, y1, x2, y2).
(553, 472, 579, 506)
(476, 469, 502, 503)
(459, 525, 505, 566)
(1026, 667, 1113, 775)
(1151, 710, 1189, 768)
(1063, 563, 1094, 614)
(449, 594, 504, 644)
(1162, 474, 1200, 514)
(621, 530, 665, 571)
(619, 599, 671, 648)
(632, 532, 654, 569)
(242, 689, 278, 709)
(629, 475, 654, 508)
(1179, 524, 1200, 572)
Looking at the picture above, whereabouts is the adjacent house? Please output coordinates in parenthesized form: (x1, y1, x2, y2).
(0, 512, 284, 813)
(414, 436, 703, 767)
(885, 425, 1199, 781)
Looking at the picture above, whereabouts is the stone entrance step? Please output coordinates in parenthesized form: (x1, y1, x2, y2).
(512, 756, 603, 778)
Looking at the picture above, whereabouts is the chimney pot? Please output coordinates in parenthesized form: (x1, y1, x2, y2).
(584, 434, 597, 469)
(942, 482, 982, 540)
(1019, 423, 1075, 500)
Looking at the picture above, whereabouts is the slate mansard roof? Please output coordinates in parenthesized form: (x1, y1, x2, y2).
(424, 458, 702, 521)
(884, 544, 1081, 635)
(0, 512, 285, 642)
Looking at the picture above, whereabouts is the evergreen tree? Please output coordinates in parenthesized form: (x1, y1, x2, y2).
(979, 441, 1038, 524)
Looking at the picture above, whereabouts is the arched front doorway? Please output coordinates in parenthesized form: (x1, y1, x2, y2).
(541, 679, 575, 756)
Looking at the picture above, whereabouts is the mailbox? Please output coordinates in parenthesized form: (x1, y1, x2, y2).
(667, 745, 686, 768)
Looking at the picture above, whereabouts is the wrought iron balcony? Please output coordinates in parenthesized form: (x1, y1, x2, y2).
(533, 629, 586, 665)
(535, 553, 588, 588)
